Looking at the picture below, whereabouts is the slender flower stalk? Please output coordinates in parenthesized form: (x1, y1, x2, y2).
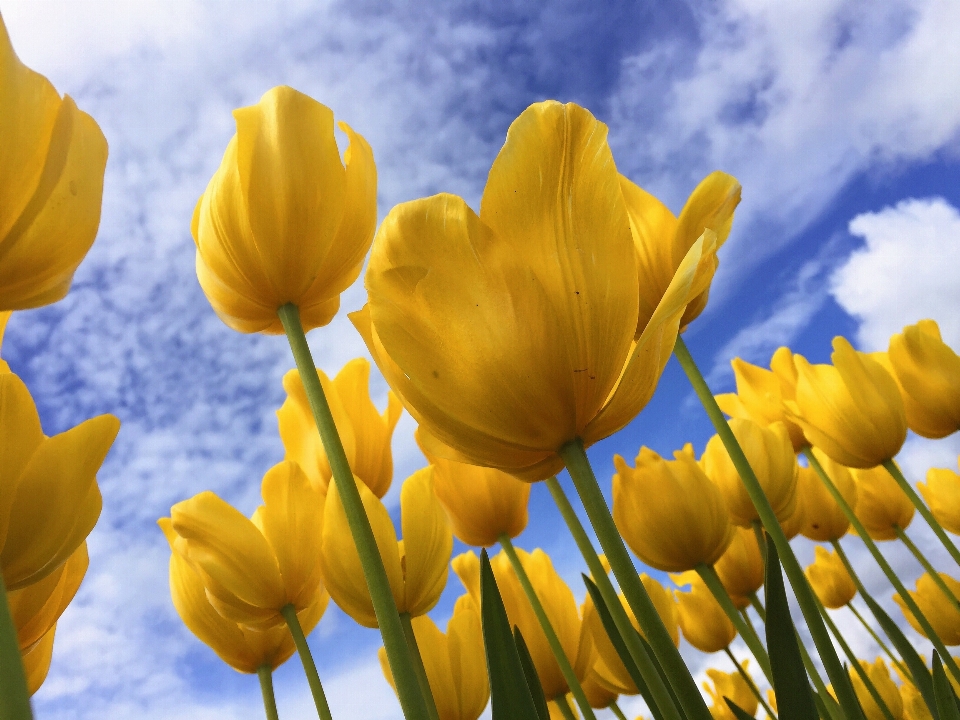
(724, 647, 777, 720)
(610, 702, 629, 720)
(399, 614, 440, 720)
(280, 604, 332, 720)
(883, 459, 960, 568)
(278, 303, 430, 720)
(673, 336, 866, 720)
(258, 666, 281, 720)
(0, 573, 32, 720)
(555, 695, 577, 720)
(847, 603, 904, 675)
(893, 526, 960, 609)
(747, 593, 766, 622)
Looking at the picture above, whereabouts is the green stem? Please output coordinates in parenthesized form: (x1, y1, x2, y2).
(752, 520, 768, 567)
(278, 304, 430, 720)
(894, 526, 960, 610)
(610, 701, 629, 720)
(499, 534, 597, 720)
(806, 448, 960, 685)
(559, 441, 711, 720)
(795, 638, 840, 720)
(748, 593, 767, 622)
(555, 694, 577, 720)
(724, 646, 777, 720)
(883, 460, 960, 568)
(0, 572, 32, 720)
(257, 665, 281, 720)
(399, 614, 440, 720)
(847, 603, 905, 676)
(545, 477, 685, 720)
(674, 337, 865, 720)
(697, 564, 773, 683)
(280, 604, 332, 720)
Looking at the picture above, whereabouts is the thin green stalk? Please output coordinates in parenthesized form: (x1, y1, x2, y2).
(559, 440, 712, 720)
(399, 614, 440, 720)
(883, 460, 960, 568)
(278, 304, 430, 720)
(697, 564, 773, 683)
(894, 526, 960, 610)
(555, 694, 578, 720)
(806, 448, 960, 684)
(499, 534, 597, 720)
(545, 477, 686, 720)
(752, 521, 768, 567)
(280, 604, 332, 720)
(610, 701, 629, 720)
(795, 638, 841, 720)
(0, 572, 32, 720)
(724, 646, 777, 720)
(257, 665, 281, 720)
(748, 593, 767, 622)
(847, 603, 905, 676)
(674, 337, 866, 720)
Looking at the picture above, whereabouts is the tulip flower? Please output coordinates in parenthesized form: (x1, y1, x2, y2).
(704, 662, 757, 720)
(160, 518, 325, 673)
(0, 311, 10, 373)
(192, 85, 376, 334)
(0, 372, 119, 589)
(378, 594, 489, 720)
(894, 573, 960, 645)
(900, 681, 933, 720)
(846, 658, 903, 720)
(702, 418, 799, 527)
(784, 337, 907, 469)
(22, 624, 55, 695)
(715, 349, 807, 451)
(887, 320, 960, 439)
(620, 171, 740, 332)
(614, 445, 733, 572)
(278, 358, 402, 497)
(0, 17, 108, 310)
(804, 546, 856, 609)
(851, 464, 914, 541)
(352, 100, 719, 481)
(580, 661, 618, 709)
(779, 490, 805, 540)
(163, 460, 326, 629)
(418, 428, 530, 547)
(671, 571, 736, 653)
(322, 467, 452, 628)
(798, 450, 857, 542)
(919, 463, 960, 535)
(713, 527, 764, 610)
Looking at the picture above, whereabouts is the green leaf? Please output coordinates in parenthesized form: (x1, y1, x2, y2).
(764, 537, 819, 720)
(933, 653, 960, 720)
(514, 627, 549, 720)
(480, 549, 543, 720)
(724, 697, 759, 720)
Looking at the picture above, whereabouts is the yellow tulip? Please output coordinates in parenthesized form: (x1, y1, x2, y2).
(785, 337, 907, 468)
(704, 661, 757, 720)
(851, 464, 914, 541)
(919, 462, 960, 535)
(797, 450, 857, 542)
(0, 372, 119, 589)
(418, 427, 530, 547)
(887, 320, 960, 439)
(352, 101, 719, 481)
(322, 467, 452, 627)
(160, 518, 325, 673)
(22, 623, 55, 695)
(671, 570, 736, 653)
(847, 658, 903, 720)
(804, 546, 856, 609)
(620, 171, 740, 332)
(581, 660, 618, 709)
(713, 527, 764, 609)
(613, 445, 733, 572)
(0, 17, 108, 310)
(900, 682, 933, 720)
(548, 698, 579, 720)
(192, 85, 376, 334)
(702, 418, 799, 527)
(0, 311, 10, 373)
(163, 460, 326, 629)
(278, 357, 402, 497)
(379, 594, 489, 720)
(779, 489, 805, 540)
(894, 572, 960, 645)
(715, 349, 808, 451)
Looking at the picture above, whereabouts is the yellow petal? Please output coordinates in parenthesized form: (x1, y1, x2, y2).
(452, 550, 482, 603)
(8, 542, 87, 649)
(674, 172, 741, 259)
(0, 373, 44, 547)
(400, 467, 452, 616)
(23, 624, 56, 696)
(446, 595, 489, 718)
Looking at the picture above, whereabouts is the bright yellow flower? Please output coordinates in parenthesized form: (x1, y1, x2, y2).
(900, 681, 933, 720)
(0, 311, 10, 372)
(581, 660, 618, 709)
(919, 462, 960, 535)
(779, 489, 805, 540)
(160, 519, 325, 673)
(418, 428, 530, 547)
(804, 546, 855, 609)
(671, 570, 736, 653)
(851, 463, 914, 541)
(713, 527, 764, 609)
(702, 418, 799, 527)
(163, 460, 326, 629)
(0, 372, 119, 589)
(278, 358, 402, 497)
(0, 17, 108, 310)
(614, 445, 733, 572)
(797, 450, 857, 542)
(887, 320, 960, 439)
(352, 101, 719, 481)
(785, 337, 907, 468)
(847, 658, 903, 720)
(192, 85, 376, 334)
(22, 623, 55, 695)
(322, 467, 452, 627)
(715, 349, 808, 451)
(620, 171, 740, 332)
(894, 572, 960, 645)
(704, 661, 757, 720)
(379, 594, 489, 720)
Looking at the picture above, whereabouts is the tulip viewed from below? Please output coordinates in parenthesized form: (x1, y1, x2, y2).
(851, 464, 915, 541)
(713, 527, 764, 608)
(0, 16, 109, 310)
(672, 571, 736, 653)
(846, 658, 903, 720)
(703, 662, 758, 720)
(894, 572, 960, 645)
(805, 546, 856, 609)
(798, 451, 857, 542)
(919, 462, 960, 535)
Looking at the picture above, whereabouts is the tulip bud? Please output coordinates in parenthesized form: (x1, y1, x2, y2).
(779, 489, 806, 540)
(919, 462, 960, 535)
(851, 464, 914, 541)
(804, 546, 856, 609)
(713, 527, 764, 608)
(22, 624, 55, 695)
(0, 311, 11, 372)
(900, 681, 933, 720)
(581, 660, 619, 709)
(672, 571, 736, 653)
(847, 658, 903, 720)
(798, 450, 857, 542)
(894, 572, 960, 645)
(614, 445, 733, 572)
(704, 662, 758, 720)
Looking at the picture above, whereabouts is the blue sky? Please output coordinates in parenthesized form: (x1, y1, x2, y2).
(4, 1, 960, 718)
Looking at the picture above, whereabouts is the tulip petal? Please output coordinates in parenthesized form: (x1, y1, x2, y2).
(0, 373, 44, 547)
(447, 595, 489, 719)
(8, 542, 87, 649)
(674, 171, 741, 261)
(23, 624, 55, 696)
(400, 467, 452, 616)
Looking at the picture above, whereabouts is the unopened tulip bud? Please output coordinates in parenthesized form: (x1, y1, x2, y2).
(713, 527, 764, 608)
(798, 450, 858, 542)
(704, 662, 757, 720)
(919, 462, 960, 535)
(894, 573, 960, 645)
(805, 546, 856, 609)
(848, 658, 903, 720)
(851, 464, 914, 541)
(672, 571, 736, 653)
